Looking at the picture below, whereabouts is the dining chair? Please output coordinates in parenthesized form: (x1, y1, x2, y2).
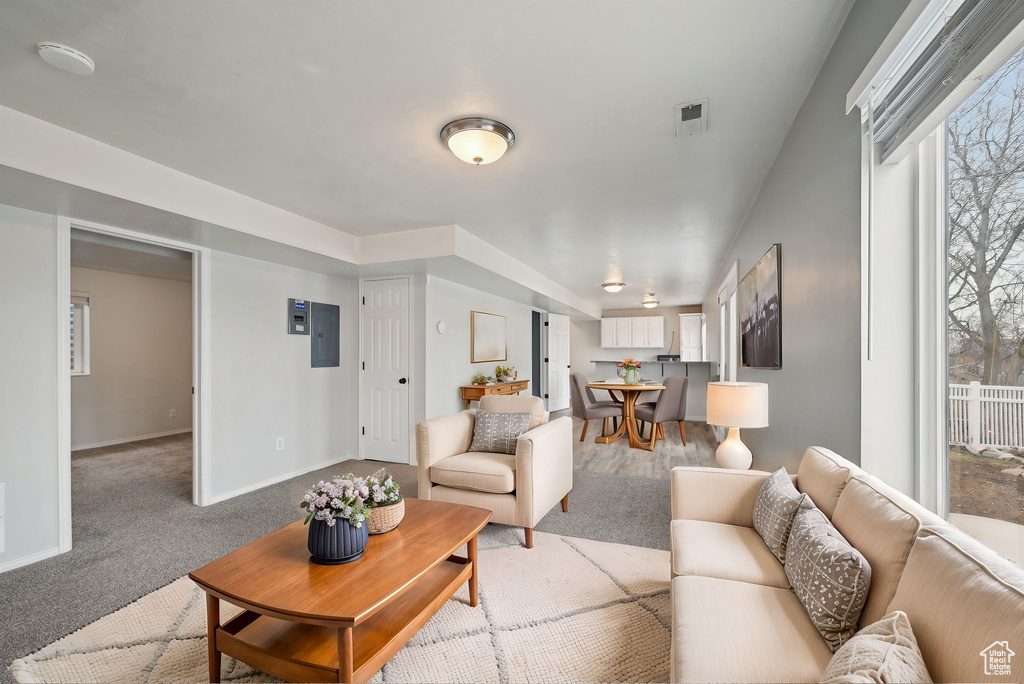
(634, 377, 688, 449)
(570, 372, 622, 442)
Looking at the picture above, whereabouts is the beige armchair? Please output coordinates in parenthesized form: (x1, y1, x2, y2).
(415, 395, 573, 548)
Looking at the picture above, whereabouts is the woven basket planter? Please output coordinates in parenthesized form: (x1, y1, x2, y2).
(367, 498, 405, 535)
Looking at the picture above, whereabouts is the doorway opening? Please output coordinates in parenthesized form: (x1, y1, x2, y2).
(532, 310, 544, 399)
(57, 218, 211, 553)
(70, 227, 195, 510)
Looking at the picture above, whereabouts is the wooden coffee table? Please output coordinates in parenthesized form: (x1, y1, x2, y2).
(189, 498, 491, 683)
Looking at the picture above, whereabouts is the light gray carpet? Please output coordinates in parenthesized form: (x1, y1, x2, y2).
(1, 433, 672, 683)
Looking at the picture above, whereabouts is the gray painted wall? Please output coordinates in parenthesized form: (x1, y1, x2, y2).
(208, 251, 359, 500)
(0, 204, 60, 568)
(701, 0, 910, 471)
(424, 275, 533, 419)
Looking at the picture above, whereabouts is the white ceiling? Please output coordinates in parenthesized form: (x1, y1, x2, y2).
(0, 0, 850, 309)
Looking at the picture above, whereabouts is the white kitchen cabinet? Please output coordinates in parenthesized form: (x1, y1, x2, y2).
(679, 313, 705, 361)
(630, 317, 648, 347)
(615, 318, 631, 346)
(647, 316, 665, 348)
(600, 318, 617, 347)
(600, 316, 666, 348)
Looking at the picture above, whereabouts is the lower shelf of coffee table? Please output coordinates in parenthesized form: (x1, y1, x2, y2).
(217, 559, 472, 683)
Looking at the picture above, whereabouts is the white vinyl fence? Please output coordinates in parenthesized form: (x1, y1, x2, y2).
(949, 382, 1024, 448)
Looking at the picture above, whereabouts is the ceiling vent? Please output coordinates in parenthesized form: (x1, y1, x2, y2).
(674, 99, 708, 137)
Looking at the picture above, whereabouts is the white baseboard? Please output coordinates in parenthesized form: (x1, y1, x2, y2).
(0, 546, 61, 574)
(72, 428, 193, 452)
(207, 456, 356, 505)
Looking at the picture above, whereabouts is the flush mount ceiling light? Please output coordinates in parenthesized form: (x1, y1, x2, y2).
(37, 42, 95, 75)
(642, 293, 660, 309)
(602, 282, 626, 293)
(440, 117, 515, 165)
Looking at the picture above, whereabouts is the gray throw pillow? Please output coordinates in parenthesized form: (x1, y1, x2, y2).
(786, 504, 872, 652)
(752, 467, 808, 564)
(469, 410, 532, 455)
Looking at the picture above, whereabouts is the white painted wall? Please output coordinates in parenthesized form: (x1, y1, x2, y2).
(0, 204, 60, 569)
(701, 0, 910, 473)
(208, 252, 359, 501)
(423, 276, 533, 419)
(861, 152, 919, 494)
(70, 267, 193, 450)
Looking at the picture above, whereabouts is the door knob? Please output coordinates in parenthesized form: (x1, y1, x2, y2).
(399, 377, 408, 384)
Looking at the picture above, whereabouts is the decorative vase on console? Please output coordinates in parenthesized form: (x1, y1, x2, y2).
(300, 474, 371, 564)
(617, 359, 641, 385)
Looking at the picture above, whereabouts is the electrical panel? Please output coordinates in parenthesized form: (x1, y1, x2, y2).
(311, 302, 340, 367)
(288, 298, 310, 334)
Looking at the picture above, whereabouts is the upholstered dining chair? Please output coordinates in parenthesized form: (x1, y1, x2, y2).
(570, 372, 622, 442)
(634, 377, 688, 449)
(415, 395, 572, 549)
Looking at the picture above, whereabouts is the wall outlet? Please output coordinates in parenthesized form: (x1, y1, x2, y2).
(275, 437, 285, 452)
(170, 409, 176, 418)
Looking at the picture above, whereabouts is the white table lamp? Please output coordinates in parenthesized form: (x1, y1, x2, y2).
(706, 381, 769, 469)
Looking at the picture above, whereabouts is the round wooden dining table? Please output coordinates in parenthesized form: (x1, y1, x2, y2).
(586, 382, 666, 451)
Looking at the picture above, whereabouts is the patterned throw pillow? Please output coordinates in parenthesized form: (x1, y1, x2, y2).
(820, 611, 933, 683)
(469, 410, 532, 455)
(752, 467, 809, 563)
(786, 505, 872, 652)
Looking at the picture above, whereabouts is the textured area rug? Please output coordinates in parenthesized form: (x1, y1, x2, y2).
(10, 527, 670, 684)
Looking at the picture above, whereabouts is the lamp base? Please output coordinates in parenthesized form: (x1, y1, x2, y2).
(716, 427, 752, 470)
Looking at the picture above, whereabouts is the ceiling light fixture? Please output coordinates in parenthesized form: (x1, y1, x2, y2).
(642, 293, 660, 309)
(440, 117, 515, 165)
(602, 282, 626, 293)
(37, 42, 95, 75)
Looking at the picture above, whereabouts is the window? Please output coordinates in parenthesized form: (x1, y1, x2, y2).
(71, 292, 90, 376)
(716, 261, 739, 382)
(944, 45, 1024, 530)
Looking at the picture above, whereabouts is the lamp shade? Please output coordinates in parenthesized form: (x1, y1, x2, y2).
(706, 382, 769, 428)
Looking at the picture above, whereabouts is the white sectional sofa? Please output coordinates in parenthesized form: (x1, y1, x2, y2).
(669, 447, 1024, 683)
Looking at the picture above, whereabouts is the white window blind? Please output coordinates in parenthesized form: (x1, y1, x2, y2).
(867, 0, 1024, 161)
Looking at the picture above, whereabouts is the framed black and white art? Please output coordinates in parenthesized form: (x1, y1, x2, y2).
(738, 244, 782, 369)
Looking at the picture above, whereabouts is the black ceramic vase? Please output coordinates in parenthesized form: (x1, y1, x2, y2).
(307, 517, 368, 565)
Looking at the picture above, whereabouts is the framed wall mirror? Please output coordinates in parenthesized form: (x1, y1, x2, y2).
(471, 311, 507, 363)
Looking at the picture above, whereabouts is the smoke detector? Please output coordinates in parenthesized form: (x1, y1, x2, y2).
(37, 43, 95, 75)
(675, 99, 708, 136)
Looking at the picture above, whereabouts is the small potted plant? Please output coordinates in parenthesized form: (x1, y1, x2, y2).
(366, 468, 404, 534)
(300, 475, 371, 564)
(495, 365, 515, 383)
(471, 372, 489, 385)
(617, 359, 641, 385)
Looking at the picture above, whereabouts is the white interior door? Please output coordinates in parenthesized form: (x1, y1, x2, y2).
(546, 313, 570, 411)
(361, 278, 410, 463)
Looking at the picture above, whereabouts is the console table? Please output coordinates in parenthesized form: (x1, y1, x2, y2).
(460, 379, 530, 409)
